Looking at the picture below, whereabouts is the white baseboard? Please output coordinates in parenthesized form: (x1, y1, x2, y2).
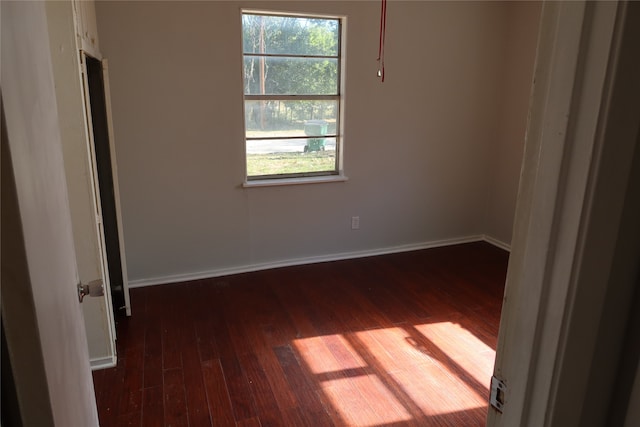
(90, 355, 116, 371)
(128, 235, 487, 288)
(482, 234, 511, 252)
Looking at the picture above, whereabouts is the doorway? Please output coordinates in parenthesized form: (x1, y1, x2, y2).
(84, 54, 126, 318)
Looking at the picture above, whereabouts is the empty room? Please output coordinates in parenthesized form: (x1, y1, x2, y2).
(1, 0, 640, 426)
(7, 1, 638, 427)
(87, 1, 540, 425)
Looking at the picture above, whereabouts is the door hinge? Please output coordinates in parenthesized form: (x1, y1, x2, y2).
(490, 375, 506, 413)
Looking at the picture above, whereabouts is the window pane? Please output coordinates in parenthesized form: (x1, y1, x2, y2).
(246, 137, 337, 177)
(245, 100, 338, 138)
(242, 14, 339, 57)
(244, 56, 338, 95)
(241, 12, 342, 180)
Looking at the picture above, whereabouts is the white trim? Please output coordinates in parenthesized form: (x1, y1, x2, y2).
(241, 10, 346, 184)
(242, 8, 344, 21)
(90, 355, 117, 371)
(79, 51, 118, 365)
(128, 235, 485, 288)
(482, 235, 511, 252)
(243, 174, 348, 188)
(101, 58, 132, 317)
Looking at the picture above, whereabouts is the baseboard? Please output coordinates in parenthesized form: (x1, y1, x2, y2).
(128, 235, 486, 288)
(90, 355, 116, 371)
(482, 234, 511, 252)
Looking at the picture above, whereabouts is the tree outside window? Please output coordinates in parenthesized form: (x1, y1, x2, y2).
(242, 12, 343, 180)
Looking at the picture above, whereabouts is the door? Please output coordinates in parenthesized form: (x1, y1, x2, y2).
(1, 1, 99, 424)
(80, 51, 132, 318)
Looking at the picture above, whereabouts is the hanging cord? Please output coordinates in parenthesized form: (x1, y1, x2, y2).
(377, 0, 387, 82)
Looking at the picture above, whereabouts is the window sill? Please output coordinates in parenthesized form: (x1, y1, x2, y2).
(242, 174, 348, 188)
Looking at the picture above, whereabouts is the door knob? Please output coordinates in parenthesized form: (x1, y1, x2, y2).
(78, 279, 104, 303)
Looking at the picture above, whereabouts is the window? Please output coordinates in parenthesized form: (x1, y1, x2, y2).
(242, 12, 343, 181)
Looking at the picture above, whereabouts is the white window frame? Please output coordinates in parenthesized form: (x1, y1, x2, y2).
(241, 10, 346, 185)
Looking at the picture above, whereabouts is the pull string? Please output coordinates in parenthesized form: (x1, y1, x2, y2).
(377, 0, 387, 82)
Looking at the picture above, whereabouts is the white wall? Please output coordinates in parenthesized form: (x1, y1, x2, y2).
(485, 1, 541, 247)
(95, 1, 538, 285)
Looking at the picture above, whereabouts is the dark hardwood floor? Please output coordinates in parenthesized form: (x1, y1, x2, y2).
(93, 242, 508, 427)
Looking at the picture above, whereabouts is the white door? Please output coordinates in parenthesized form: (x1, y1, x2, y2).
(1, 1, 99, 425)
(80, 51, 132, 322)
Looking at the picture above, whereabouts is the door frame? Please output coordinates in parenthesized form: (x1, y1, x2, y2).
(79, 49, 132, 363)
(79, 49, 117, 362)
(488, 1, 640, 425)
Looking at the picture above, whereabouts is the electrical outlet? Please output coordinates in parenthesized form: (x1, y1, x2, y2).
(351, 216, 360, 230)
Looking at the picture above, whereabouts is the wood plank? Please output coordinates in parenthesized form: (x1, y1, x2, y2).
(235, 417, 261, 427)
(201, 359, 235, 427)
(163, 368, 188, 427)
(273, 345, 335, 426)
(255, 346, 298, 414)
(119, 345, 144, 415)
(141, 386, 163, 427)
(98, 364, 126, 425)
(115, 411, 141, 427)
(238, 352, 283, 425)
(219, 355, 257, 422)
(93, 242, 507, 427)
(143, 323, 162, 389)
(181, 329, 212, 427)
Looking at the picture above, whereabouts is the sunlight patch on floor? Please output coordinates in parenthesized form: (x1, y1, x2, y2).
(293, 322, 493, 425)
(356, 323, 488, 415)
(293, 334, 366, 375)
(323, 376, 413, 426)
(414, 321, 495, 388)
